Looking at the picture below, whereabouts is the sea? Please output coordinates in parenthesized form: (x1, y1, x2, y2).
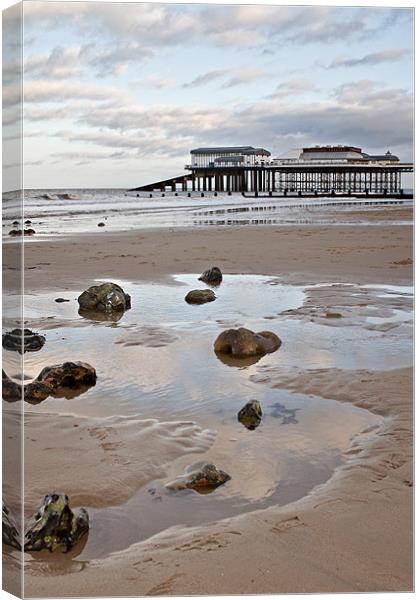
(2, 188, 413, 237)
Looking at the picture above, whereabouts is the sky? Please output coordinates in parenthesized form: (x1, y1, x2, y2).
(2, 1, 414, 190)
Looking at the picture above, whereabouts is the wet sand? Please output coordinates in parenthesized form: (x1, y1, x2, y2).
(3, 206, 413, 595)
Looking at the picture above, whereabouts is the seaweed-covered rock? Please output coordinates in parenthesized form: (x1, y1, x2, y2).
(2, 328, 46, 354)
(214, 327, 281, 358)
(166, 461, 231, 494)
(238, 400, 262, 430)
(24, 492, 89, 552)
(2, 501, 21, 549)
(2, 370, 22, 402)
(78, 282, 131, 313)
(198, 267, 223, 285)
(24, 361, 97, 404)
(185, 289, 216, 305)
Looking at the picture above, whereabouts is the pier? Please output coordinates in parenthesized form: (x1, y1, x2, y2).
(129, 145, 413, 198)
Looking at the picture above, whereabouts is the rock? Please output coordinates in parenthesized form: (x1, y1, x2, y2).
(2, 371, 21, 402)
(24, 492, 89, 552)
(25, 219, 32, 225)
(55, 297, 70, 303)
(25, 361, 97, 404)
(325, 312, 342, 319)
(97, 222, 105, 227)
(2, 328, 46, 353)
(2, 501, 21, 549)
(78, 282, 131, 313)
(166, 461, 231, 494)
(198, 267, 223, 285)
(9, 229, 36, 236)
(185, 289, 216, 304)
(214, 327, 281, 358)
(12, 220, 19, 226)
(238, 400, 262, 430)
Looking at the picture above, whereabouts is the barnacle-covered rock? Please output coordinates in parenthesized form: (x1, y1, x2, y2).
(77, 282, 131, 314)
(185, 289, 216, 304)
(2, 328, 46, 354)
(2, 501, 21, 549)
(238, 400, 263, 430)
(166, 461, 231, 494)
(214, 327, 281, 358)
(198, 267, 223, 286)
(24, 492, 89, 552)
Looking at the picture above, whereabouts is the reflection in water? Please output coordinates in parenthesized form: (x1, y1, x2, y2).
(78, 308, 124, 322)
(4, 274, 410, 560)
(268, 402, 300, 425)
(214, 351, 263, 368)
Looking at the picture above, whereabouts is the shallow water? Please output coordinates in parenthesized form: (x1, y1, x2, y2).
(3, 274, 413, 559)
(2, 189, 413, 237)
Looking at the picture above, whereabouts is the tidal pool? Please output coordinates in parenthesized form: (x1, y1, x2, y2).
(3, 274, 412, 560)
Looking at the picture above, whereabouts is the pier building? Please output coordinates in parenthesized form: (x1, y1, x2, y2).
(130, 144, 413, 197)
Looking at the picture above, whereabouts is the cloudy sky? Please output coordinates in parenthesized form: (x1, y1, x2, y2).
(2, 2, 414, 190)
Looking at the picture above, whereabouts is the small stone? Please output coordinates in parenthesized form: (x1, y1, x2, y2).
(238, 400, 262, 430)
(97, 222, 105, 227)
(185, 289, 216, 304)
(166, 461, 231, 494)
(198, 267, 223, 285)
(325, 312, 342, 319)
(55, 298, 70, 303)
(24, 361, 97, 404)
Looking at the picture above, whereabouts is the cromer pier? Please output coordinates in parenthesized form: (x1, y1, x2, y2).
(129, 145, 413, 198)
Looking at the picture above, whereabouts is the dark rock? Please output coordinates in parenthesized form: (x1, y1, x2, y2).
(24, 381, 52, 405)
(198, 267, 223, 285)
(55, 298, 70, 303)
(214, 327, 281, 358)
(97, 222, 105, 227)
(2, 371, 21, 402)
(12, 221, 19, 226)
(238, 400, 262, 430)
(24, 492, 89, 552)
(2, 501, 21, 549)
(25, 219, 32, 225)
(2, 328, 46, 353)
(325, 312, 342, 319)
(185, 289, 216, 304)
(8, 229, 35, 236)
(166, 461, 231, 494)
(78, 282, 131, 313)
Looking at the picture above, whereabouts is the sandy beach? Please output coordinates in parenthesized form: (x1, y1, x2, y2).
(3, 205, 413, 596)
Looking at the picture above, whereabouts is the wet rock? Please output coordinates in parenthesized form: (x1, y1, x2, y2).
(78, 282, 131, 313)
(12, 220, 19, 226)
(185, 289, 216, 304)
(2, 370, 22, 402)
(24, 361, 97, 404)
(97, 222, 105, 227)
(2, 501, 21, 549)
(238, 400, 262, 430)
(55, 297, 70, 303)
(325, 312, 342, 319)
(25, 219, 32, 225)
(2, 328, 46, 353)
(214, 327, 281, 358)
(24, 492, 89, 552)
(166, 461, 231, 494)
(198, 267, 223, 286)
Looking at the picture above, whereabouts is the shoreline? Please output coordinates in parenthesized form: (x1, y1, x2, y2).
(3, 215, 413, 595)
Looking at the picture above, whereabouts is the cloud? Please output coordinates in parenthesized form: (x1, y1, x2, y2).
(183, 67, 267, 89)
(328, 48, 410, 68)
(266, 79, 316, 99)
(134, 76, 174, 89)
